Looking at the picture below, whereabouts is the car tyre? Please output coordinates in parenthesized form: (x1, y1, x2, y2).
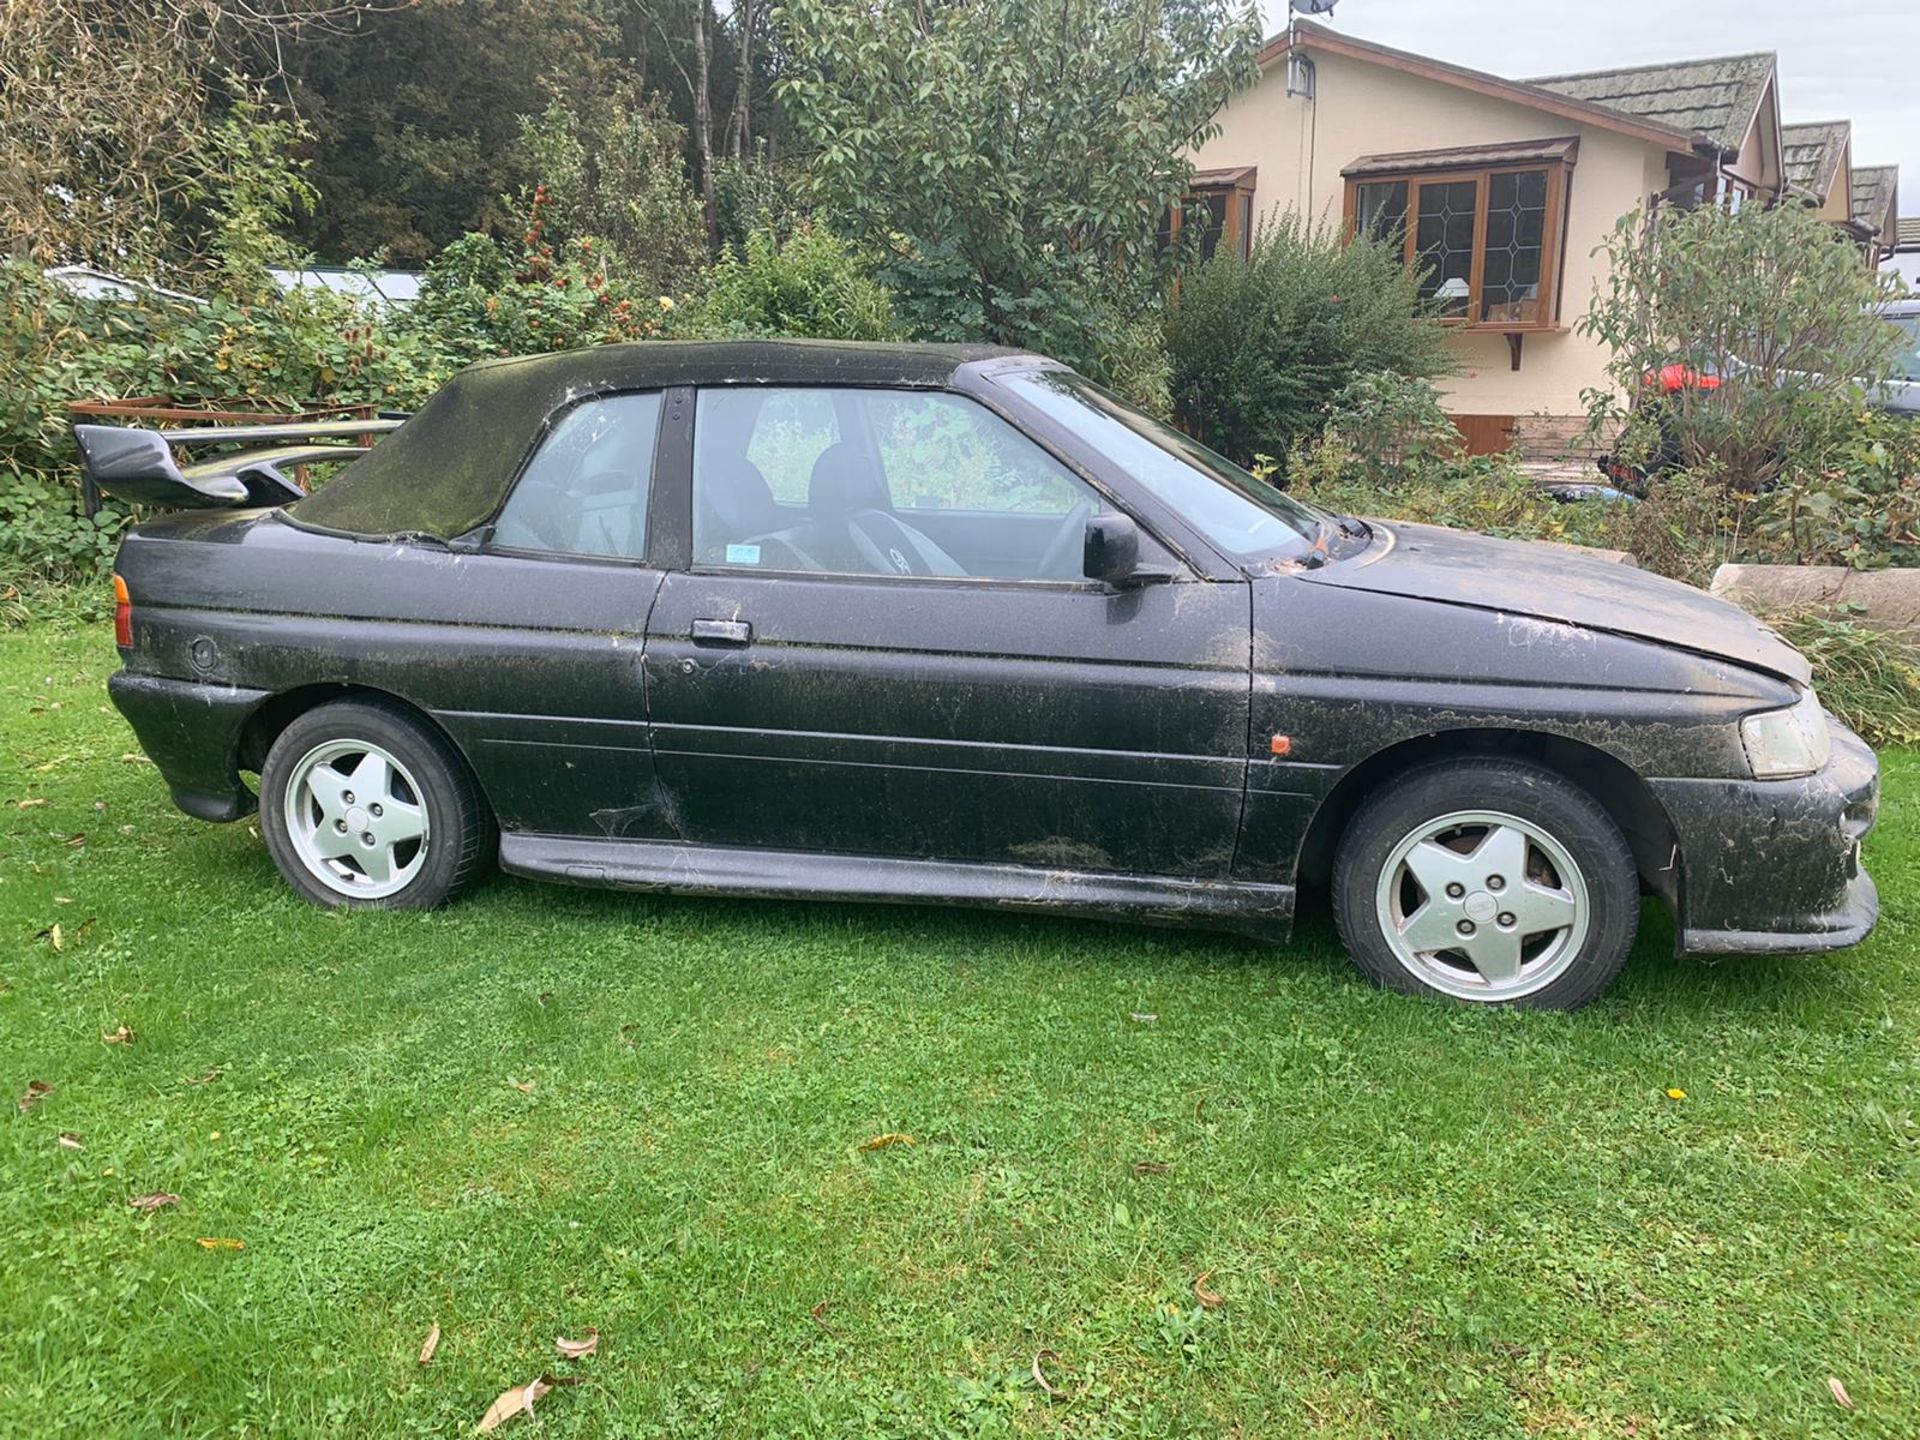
(260, 699, 494, 909)
(1332, 758, 1637, 1010)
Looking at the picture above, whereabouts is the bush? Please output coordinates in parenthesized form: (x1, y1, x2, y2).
(511, 83, 707, 301)
(1581, 201, 1905, 494)
(1165, 212, 1455, 469)
(1285, 437, 1618, 553)
(1766, 607, 1920, 748)
(679, 227, 898, 341)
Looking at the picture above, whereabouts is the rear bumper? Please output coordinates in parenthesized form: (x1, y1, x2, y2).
(108, 670, 267, 822)
(1651, 719, 1880, 955)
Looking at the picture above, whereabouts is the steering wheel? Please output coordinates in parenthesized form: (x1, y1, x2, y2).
(1036, 500, 1096, 579)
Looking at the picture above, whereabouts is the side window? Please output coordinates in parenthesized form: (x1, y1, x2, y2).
(693, 386, 1101, 582)
(741, 389, 838, 502)
(492, 392, 661, 560)
(872, 391, 1085, 515)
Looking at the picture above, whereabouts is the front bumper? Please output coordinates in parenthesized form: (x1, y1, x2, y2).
(1650, 718, 1880, 955)
(108, 670, 268, 822)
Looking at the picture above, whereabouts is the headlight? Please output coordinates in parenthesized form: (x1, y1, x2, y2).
(1740, 688, 1831, 779)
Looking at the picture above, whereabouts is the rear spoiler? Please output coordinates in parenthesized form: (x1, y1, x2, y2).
(73, 417, 405, 512)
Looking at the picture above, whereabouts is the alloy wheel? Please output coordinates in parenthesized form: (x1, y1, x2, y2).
(1373, 808, 1590, 1002)
(282, 738, 431, 900)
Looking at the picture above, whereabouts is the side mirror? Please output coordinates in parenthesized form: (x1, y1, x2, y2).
(1082, 511, 1140, 585)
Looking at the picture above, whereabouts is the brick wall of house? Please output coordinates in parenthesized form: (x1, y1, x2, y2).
(1511, 414, 1603, 461)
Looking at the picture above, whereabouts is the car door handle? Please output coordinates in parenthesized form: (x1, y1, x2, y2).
(691, 618, 753, 646)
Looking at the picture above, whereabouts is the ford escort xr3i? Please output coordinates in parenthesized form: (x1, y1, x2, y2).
(85, 341, 1878, 1009)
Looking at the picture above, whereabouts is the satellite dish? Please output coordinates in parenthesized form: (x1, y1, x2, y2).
(1290, 0, 1339, 14)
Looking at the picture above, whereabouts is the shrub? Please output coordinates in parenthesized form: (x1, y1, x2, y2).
(679, 227, 898, 341)
(711, 156, 817, 253)
(1581, 201, 1905, 494)
(1165, 213, 1455, 469)
(1315, 370, 1463, 488)
(1285, 438, 1617, 553)
(1765, 607, 1920, 747)
(511, 83, 707, 301)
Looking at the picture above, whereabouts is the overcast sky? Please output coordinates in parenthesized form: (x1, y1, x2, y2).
(1259, 0, 1920, 214)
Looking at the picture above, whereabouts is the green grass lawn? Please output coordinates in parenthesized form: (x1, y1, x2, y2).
(2, 620, 1916, 1439)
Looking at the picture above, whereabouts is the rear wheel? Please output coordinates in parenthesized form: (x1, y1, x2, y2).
(1332, 759, 1637, 1010)
(260, 700, 493, 909)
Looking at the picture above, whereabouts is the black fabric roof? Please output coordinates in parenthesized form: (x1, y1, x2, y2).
(291, 339, 1024, 539)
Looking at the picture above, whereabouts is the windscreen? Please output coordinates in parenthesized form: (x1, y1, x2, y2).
(1001, 371, 1327, 565)
(1891, 316, 1920, 383)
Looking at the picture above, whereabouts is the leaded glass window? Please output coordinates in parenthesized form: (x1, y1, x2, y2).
(1481, 169, 1548, 324)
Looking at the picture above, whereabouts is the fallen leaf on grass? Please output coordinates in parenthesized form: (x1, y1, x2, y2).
(1129, 1012, 1158, 1023)
(17, 1080, 52, 1113)
(121, 753, 151, 765)
(554, 1327, 599, 1359)
(195, 1237, 244, 1251)
(57, 1132, 83, 1150)
(184, 1068, 224, 1086)
(475, 1374, 580, 1433)
(1131, 1161, 1170, 1176)
(1828, 1377, 1854, 1409)
(35, 924, 63, 952)
(16, 797, 47, 809)
(128, 1192, 179, 1212)
(809, 1301, 831, 1331)
(858, 1132, 914, 1152)
(1031, 1349, 1069, 1398)
(418, 1323, 441, 1365)
(102, 1025, 135, 1045)
(1193, 1271, 1224, 1309)
(509, 1080, 535, 1094)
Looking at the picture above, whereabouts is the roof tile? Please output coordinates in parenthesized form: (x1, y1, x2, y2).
(1528, 53, 1775, 153)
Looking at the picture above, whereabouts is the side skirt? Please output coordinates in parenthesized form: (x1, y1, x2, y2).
(499, 833, 1295, 941)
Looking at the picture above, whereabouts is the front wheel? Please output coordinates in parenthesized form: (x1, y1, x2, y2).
(260, 699, 494, 909)
(1332, 759, 1638, 1010)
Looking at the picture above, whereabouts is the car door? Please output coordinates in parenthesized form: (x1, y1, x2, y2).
(641, 384, 1251, 878)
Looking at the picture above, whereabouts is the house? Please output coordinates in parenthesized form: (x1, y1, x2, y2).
(1188, 21, 1897, 457)
(1782, 120, 1853, 221)
(1886, 217, 1920, 290)
(1850, 166, 1902, 261)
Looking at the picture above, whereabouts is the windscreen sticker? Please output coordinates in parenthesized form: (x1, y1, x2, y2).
(725, 543, 762, 565)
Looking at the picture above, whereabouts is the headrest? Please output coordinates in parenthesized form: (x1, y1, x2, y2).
(808, 442, 882, 518)
(701, 457, 778, 533)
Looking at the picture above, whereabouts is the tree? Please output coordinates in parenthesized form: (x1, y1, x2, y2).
(773, 0, 1257, 392)
(1580, 201, 1907, 493)
(272, 0, 615, 264)
(0, 0, 368, 274)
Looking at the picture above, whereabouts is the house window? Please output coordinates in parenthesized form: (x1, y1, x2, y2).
(1164, 167, 1257, 262)
(1346, 151, 1572, 329)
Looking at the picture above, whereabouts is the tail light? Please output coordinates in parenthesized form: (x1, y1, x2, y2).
(112, 573, 132, 648)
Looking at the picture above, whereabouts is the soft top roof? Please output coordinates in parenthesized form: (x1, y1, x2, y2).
(291, 339, 1028, 539)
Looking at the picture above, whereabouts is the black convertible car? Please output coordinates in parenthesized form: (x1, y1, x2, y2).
(89, 341, 1878, 1009)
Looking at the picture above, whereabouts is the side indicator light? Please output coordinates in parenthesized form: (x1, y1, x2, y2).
(112, 573, 132, 648)
(1269, 735, 1292, 757)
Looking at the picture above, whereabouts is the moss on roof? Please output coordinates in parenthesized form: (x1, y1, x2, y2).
(1529, 52, 1775, 153)
(1781, 120, 1851, 201)
(1852, 166, 1900, 235)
